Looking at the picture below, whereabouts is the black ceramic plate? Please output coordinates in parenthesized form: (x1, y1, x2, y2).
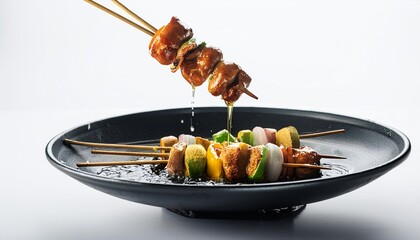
(46, 107, 410, 212)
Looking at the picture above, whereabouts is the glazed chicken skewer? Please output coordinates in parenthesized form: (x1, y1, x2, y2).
(84, 0, 258, 103)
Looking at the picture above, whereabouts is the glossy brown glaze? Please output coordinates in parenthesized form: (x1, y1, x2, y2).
(170, 40, 198, 73)
(150, 17, 256, 102)
(181, 46, 223, 87)
(208, 61, 241, 96)
(149, 17, 193, 65)
(222, 70, 252, 103)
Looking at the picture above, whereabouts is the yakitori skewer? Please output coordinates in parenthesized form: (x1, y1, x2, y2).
(84, 0, 257, 103)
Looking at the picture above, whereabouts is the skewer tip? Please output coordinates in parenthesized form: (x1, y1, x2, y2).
(240, 86, 258, 100)
(319, 154, 347, 159)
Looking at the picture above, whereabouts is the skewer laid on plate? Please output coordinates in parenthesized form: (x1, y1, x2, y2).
(75, 146, 344, 169)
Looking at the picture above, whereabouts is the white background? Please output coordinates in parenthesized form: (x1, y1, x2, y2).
(1, 0, 419, 239)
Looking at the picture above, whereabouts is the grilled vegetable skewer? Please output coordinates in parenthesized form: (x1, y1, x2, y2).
(70, 139, 341, 182)
(67, 124, 345, 181)
(75, 143, 334, 182)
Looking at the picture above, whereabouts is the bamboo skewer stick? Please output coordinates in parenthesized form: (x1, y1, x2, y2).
(77, 160, 168, 167)
(91, 149, 345, 160)
(111, 0, 157, 33)
(91, 149, 169, 158)
(282, 163, 331, 170)
(88, 148, 340, 170)
(240, 86, 259, 100)
(84, 0, 154, 37)
(299, 129, 345, 139)
(318, 154, 346, 159)
(63, 138, 171, 151)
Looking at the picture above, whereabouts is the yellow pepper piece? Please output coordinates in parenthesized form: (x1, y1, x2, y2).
(206, 142, 224, 181)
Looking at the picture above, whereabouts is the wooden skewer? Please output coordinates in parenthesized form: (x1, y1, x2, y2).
(299, 129, 345, 139)
(318, 154, 346, 159)
(92, 148, 345, 160)
(90, 148, 341, 169)
(91, 149, 169, 158)
(63, 138, 171, 151)
(77, 160, 168, 167)
(77, 159, 331, 170)
(84, 0, 154, 37)
(282, 163, 331, 170)
(111, 0, 157, 33)
(240, 85, 259, 100)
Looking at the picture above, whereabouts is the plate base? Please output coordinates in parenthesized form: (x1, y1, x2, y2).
(167, 205, 306, 219)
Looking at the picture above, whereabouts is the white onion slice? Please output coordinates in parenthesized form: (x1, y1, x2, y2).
(265, 143, 284, 182)
(252, 126, 268, 145)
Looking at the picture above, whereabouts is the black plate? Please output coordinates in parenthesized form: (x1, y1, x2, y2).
(46, 107, 410, 212)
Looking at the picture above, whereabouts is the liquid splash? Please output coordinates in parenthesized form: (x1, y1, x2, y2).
(190, 86, 195, 133)
(95, 159, 350, 185)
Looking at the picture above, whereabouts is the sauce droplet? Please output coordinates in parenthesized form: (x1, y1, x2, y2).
(190, 86, 196, 133)
(225, 101, 234, 145)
